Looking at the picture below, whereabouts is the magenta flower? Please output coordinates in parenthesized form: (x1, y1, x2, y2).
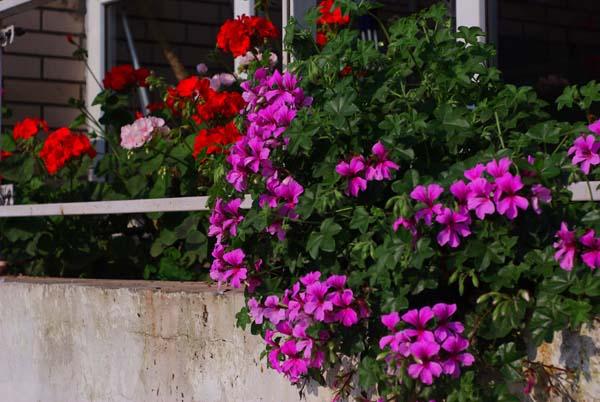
(553, 222, 577, 271)
(243, 137, 271, 173)
(580, 230, 600, 271)
(393, 216, 419, 240)
(589, 118, 600, 135)
(380, 330, 412, 358)
(267, 221, 286, 241)
(332, 289, 358, 327)
(263, 295, 286, 324)
(450, 180, 470, 205)
(411, 184, 444, 225)
(402, 307, 435, 341)
(304, 282, 333, 321)
(432, 303, 464, 342)
(280, 340, 309, 383)
(365, 141, 399, 181)
(486, 157, 512, 178)
(208, 198, 244, 242)
(464, 163, 486, 181)
(466, 178, 495, 220)
(222, 248, 247, 288)
(336, 156, 368, 197)
(248, 298, 265, 324)
(530, 184, 552, 215)
(275, 176, 304, 218)
(441, 336, 475, 378)
(435, 208, 471, 248)
(381, 312, 400, 331)
(568, 135, 600, 174)
(408, 341, 443, 385)
(300, 271, 321, 286)
(494, 173, 529, 220)
(524, 372, 537, 395)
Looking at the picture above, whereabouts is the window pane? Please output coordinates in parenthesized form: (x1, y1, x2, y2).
(105, 0, 235, 83)
(497, 0, 600, 101)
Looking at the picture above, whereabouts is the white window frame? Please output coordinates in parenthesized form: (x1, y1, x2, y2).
(455, 0, 486, 38)
(85, 0, 121, 156)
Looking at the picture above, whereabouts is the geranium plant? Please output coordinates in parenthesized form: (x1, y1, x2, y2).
(203, 2, 599, 401)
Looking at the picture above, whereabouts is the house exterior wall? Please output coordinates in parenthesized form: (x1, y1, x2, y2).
(1, 0, 86, 129)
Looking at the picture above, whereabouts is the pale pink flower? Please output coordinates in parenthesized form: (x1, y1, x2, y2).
(120, 116, 168, 149)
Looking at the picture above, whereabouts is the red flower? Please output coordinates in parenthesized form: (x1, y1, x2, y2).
(316, 31, 328, 48)
(39, 128, 96, 175)
(196, 90, 245, 123)
(103, 64, 150, 92)
(317, 0, 350, 26)
(0, 151, 13, 159)
(176, 76, 211, 98)
(217, 15, 278, 57)
(193, 122, 241, 158)
(146, 102, 165, 113)
(340, 65, 353, 77)
(13, 117, 48, 141)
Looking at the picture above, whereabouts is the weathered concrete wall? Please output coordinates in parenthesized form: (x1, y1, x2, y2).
(0, 277, 598, 402)
(530, 321, 600, 402)
(0, 277, 331, 402)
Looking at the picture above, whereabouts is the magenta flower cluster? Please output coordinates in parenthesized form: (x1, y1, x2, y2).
(248, 272, 369, 383)
(567, 119, 600, 174)
(394, 157, 552, 248)
(379, 304, 474, 385)
(335, 141, 399, 196)
(208, 68, 311, 288)
(553, 222, 600, 272)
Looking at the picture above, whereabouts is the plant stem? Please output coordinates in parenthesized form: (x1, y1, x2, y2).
(494, 111, 506, 149)
(586, 179, 595, 201)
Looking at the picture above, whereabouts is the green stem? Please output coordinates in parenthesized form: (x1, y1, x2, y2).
(551, 131, 572, 156)
(586, 179, 595, 201)
(494, 112, 506, 149)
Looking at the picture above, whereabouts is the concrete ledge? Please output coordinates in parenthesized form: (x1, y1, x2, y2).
(0, 277, 330, 402)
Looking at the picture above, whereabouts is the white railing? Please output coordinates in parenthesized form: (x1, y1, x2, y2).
(0, 195, 252, 218)
(0, 183, 595, 219)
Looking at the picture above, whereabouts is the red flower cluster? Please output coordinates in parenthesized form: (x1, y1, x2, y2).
(165, 76, 211, 114)
(316, 0, 350, 47)
(103, 64, 150, 92)
(196, 90, 245, 123)
(0, 151, 12, 160)
(164, 75, 246, 158)
(13, 117, 48, 141)
(217, 15, 278, 57)
(39, 128, 97, 175)
(193, 122, 241, 157)
(165, 75, 244, 120)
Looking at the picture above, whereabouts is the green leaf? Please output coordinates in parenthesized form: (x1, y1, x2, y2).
(186, 230, 206, 245)
(350, 207, 371, 234)
(125, 175, 147, 197)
